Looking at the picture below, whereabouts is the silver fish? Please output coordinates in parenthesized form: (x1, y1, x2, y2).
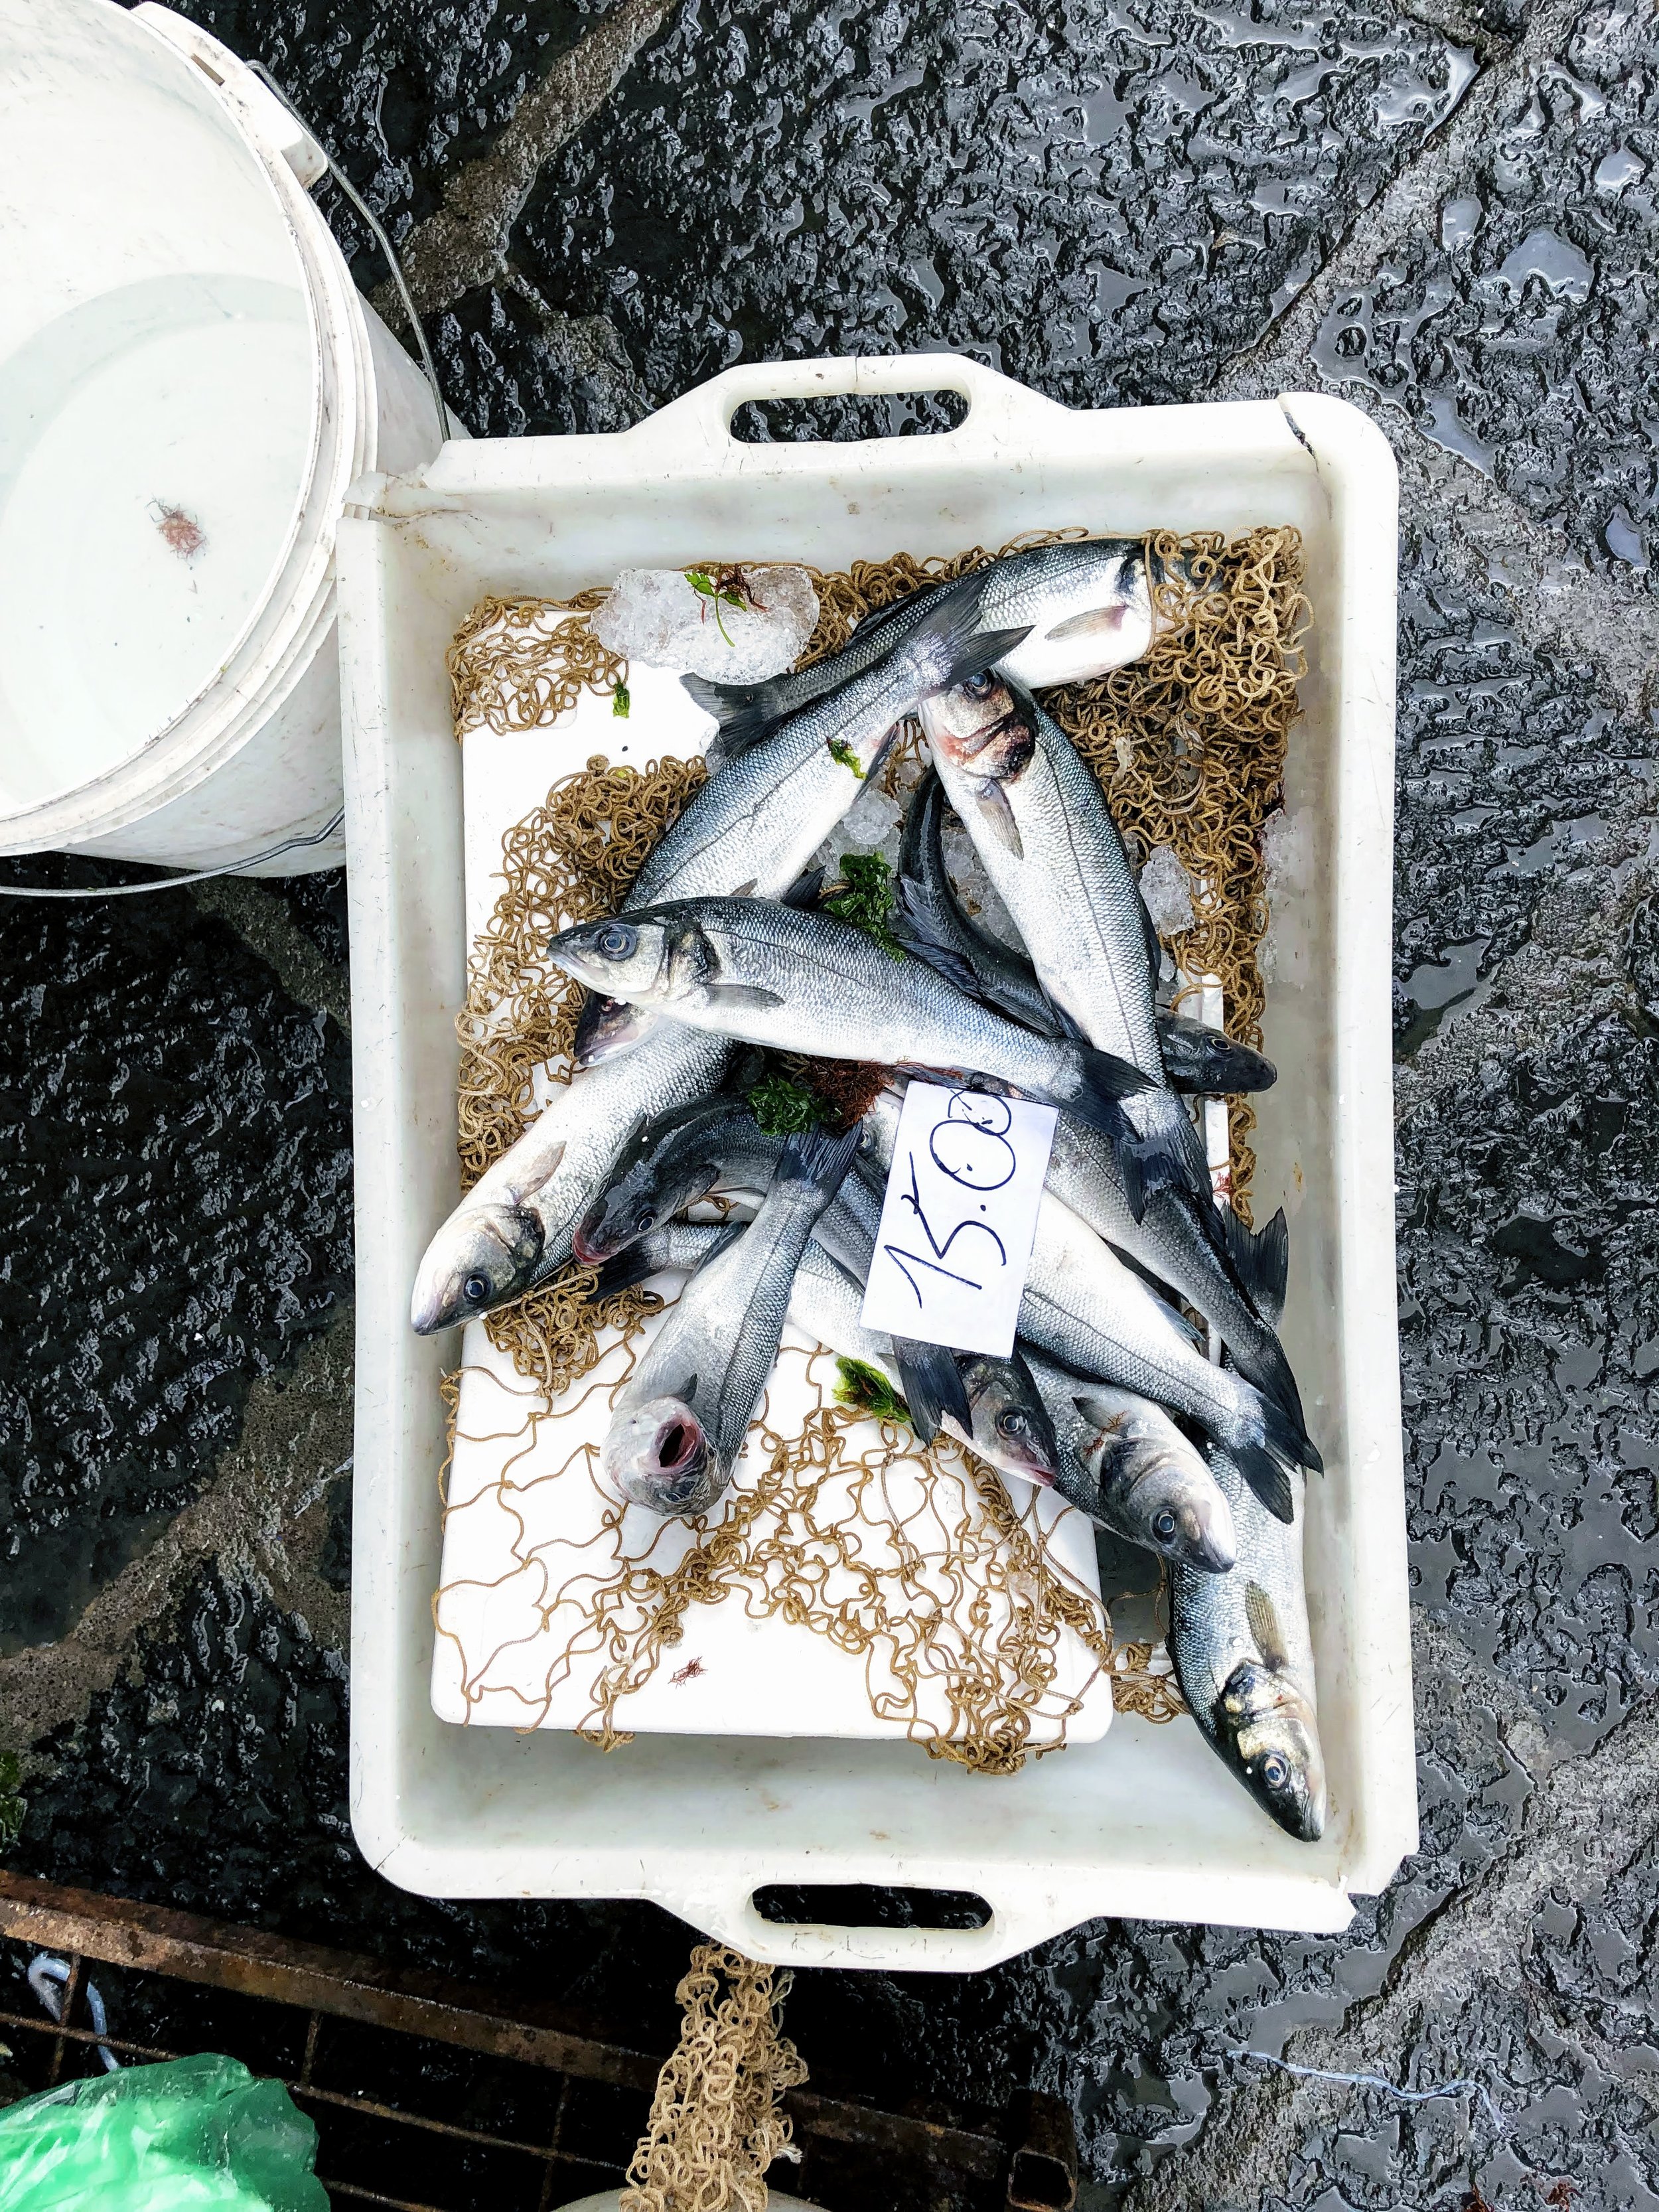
(1025, 1351, 1236, 1570)
(547, 898, 1149, 1141)
(954, 1349, 1060, 1488)
(601, 1123, 861, 1515)
(1044, 1115, 1309, 1445)
(1170, 1451, 1326, 1841)
(685, 539, 1160, 766)
(599, 1220, 1056, 1489)
(859, 1082, 1311, 1471)
(920, 674, 1222, 1236)
(572, 1094, 786, 1263)
(409, 1023, 729, 1333)
(892, 770, 1277, 1094)
(628, 571, 1027, 912)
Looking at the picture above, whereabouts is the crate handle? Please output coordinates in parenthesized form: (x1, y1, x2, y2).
(628, 352, 1068, 458)
(675, 1885, 1066, 1973)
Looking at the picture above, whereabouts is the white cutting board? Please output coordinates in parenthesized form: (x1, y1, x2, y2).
(432, 651, 1111, 1744)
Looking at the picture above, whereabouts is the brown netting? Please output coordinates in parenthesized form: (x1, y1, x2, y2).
(620, 1945, 808, 2212)
(437, 528, 1305, 1759)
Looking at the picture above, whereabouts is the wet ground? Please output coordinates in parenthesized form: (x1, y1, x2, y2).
(3, 0, 1658, 2201)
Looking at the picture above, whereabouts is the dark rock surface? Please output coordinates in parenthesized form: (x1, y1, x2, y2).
(11, 0, 1659, 2204)
(0, 861, 352, 1653)
(1309, 0, 1659, 584)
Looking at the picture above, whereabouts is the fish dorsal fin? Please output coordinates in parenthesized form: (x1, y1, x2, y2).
(1245, 1580, 1291, 1670)
(972, 776, 1024, 857)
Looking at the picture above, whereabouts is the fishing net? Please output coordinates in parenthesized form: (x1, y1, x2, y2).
(620, 1944, 807, 2212)
(437, 528, 1304, 1761)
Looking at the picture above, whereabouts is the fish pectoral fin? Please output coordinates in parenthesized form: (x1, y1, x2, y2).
(701, 984, 785, 1010)
(509, 1139, 567, 1203)
(729, 878, 759, 899)
(1244, 1581, 1291, 1670)
(1045, 603, 1131, 641)
(971, 776, 1025, 858)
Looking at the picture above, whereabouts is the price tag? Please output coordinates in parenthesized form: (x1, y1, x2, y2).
(859, 1081, 1058, 1358)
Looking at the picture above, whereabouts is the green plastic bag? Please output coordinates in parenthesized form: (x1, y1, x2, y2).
(0, 2053, 328, 2211)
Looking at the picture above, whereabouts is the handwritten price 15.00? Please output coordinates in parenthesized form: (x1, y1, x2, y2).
(860, 1082, 1058, 1359)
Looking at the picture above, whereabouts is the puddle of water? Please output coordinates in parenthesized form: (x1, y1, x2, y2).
(1396, 935, 1494, 1059)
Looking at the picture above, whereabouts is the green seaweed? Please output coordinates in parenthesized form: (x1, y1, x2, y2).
(749, 1070, 834, 1136)
(824, 851, 902, 957)
(834, 1357, 911, 1426)
(612, 680, 630, 718)
(685, 565, 756, 647)
(827, 736, 864, 778)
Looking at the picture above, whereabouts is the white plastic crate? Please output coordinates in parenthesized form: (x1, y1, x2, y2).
(338, 353, 1413, 1972)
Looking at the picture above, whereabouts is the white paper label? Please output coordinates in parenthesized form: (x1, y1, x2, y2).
(859, 1082, 1058, 1358)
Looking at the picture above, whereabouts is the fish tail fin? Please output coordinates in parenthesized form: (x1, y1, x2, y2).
(889, 878, 983, 996)
(681, 672, 791, 767)
(1037, 1044, 1153, 1142)
(775, 1120, 863, 1202)
(1117, 1088, 1222, 1229)
(1228, 1438, 1296, 1524)
(891, 1337, 972, 1445)
(1220, 1203, 1291, 1328)
(1262, 1386, 1322, 1476)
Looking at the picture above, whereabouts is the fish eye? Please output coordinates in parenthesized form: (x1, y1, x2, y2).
(962, 671, 996, 699)
(595, 922, 637, 960)
(636, 1207, 656, 1232)
(463, 1273, 490, 1305)
(1261, 1752, 1290, 1791)
(1152, 1508, 1178, 1541)
(997, 1408, 1029, 1438)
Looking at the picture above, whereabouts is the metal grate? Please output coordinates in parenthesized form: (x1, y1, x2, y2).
(0, 1874, 1074, 2212)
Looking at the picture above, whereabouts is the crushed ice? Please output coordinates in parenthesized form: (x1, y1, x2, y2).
(591, 565, 819, 680)
(1138, 844, 1197, 936)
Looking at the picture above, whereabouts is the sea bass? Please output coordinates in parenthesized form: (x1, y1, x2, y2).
(601, 1123, 860, 1516)
(685, 539, 1161, 767)
(856, 1083, 1316, 1514)
(1025, 1351, 1236, 1570)
(919, 673, 1217, 1230)
(592, 1221, 1056, 1485)
(787, 1245, 1058, 1488)
(628, 571, 1026, 912)
(1170, 1449, 1326, 1840)
(859, 1082, 1309, 1449)
(409, 1023, 729, 1334)
(547, 898, 1149, 1143)
(572, 1094, 788, 1263)
(892, 769, 1276, 1095)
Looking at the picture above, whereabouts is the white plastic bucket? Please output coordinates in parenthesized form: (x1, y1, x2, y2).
(0, 0, 445, 876)
(338, 354, 1411, 1972)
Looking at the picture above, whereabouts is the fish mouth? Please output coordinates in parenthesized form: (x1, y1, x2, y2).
(571, 1222, 609, 1265)
(943, 707, 1035, 782)
(606, 1396, 717, 1515)
(1183, 1505, 1238, 1574)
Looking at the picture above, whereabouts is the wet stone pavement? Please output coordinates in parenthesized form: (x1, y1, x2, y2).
(3, 0, 1658, 2201)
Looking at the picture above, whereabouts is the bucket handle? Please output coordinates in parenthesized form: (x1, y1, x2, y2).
(0, 811, 344, 899)
(240, 61, 451, 455)
(134, 11, 451, 450)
